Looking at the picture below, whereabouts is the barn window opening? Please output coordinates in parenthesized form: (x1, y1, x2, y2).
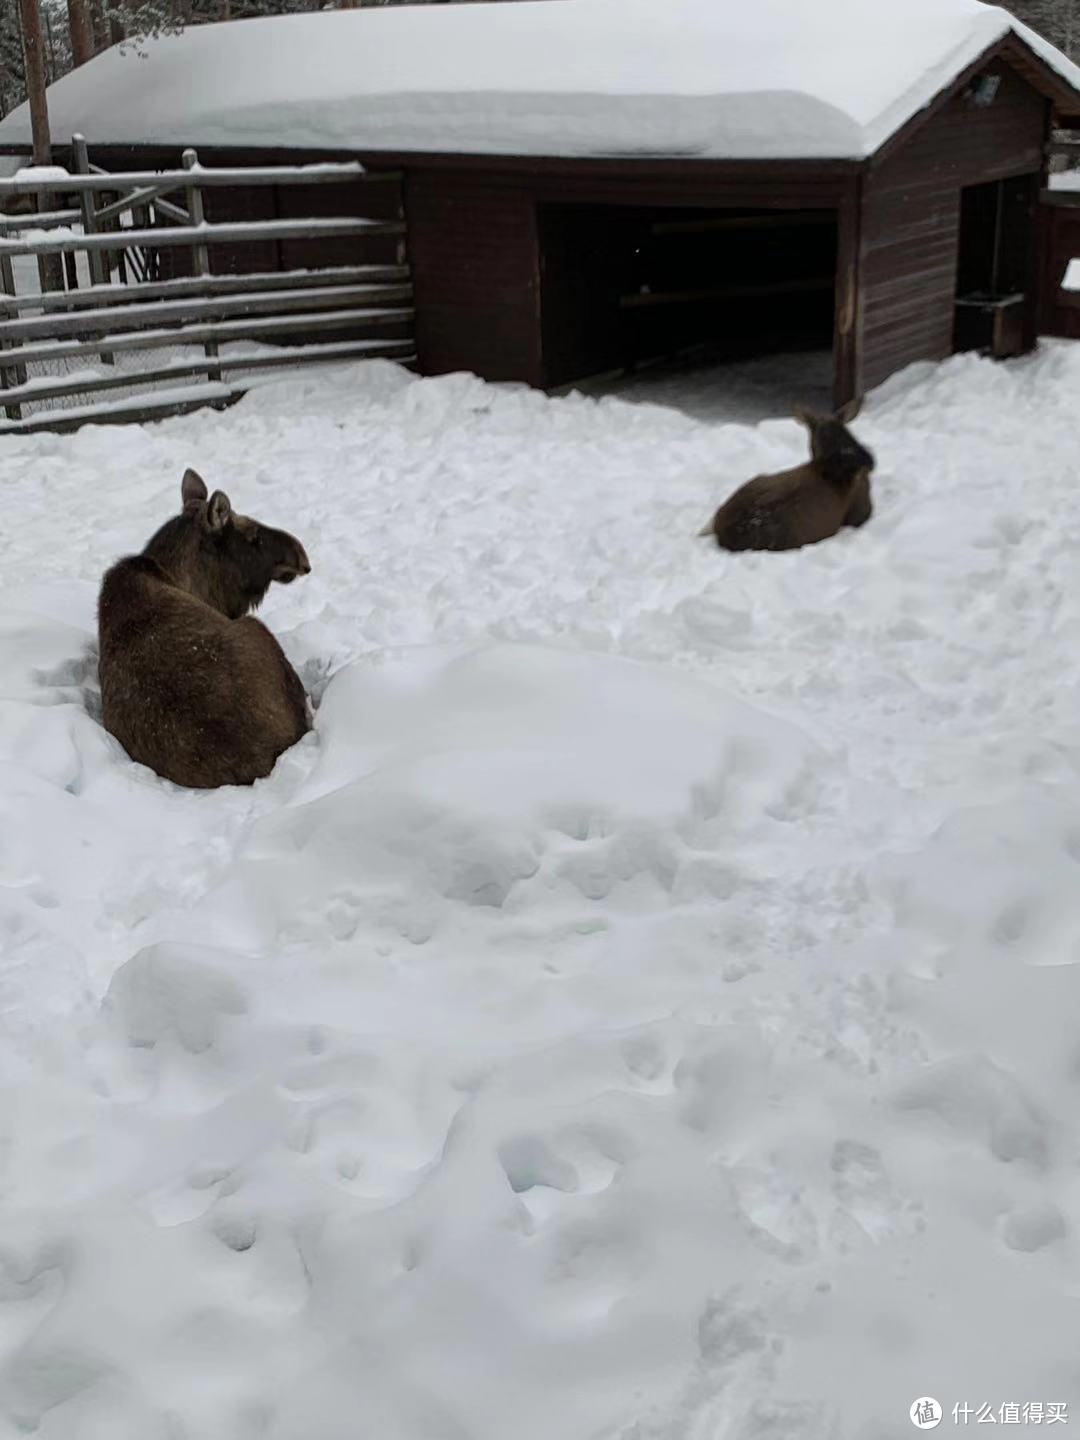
(954, 175, 1038, 359)
(537, 203, 838, 390)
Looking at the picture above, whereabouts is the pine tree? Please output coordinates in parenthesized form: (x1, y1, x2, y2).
(17, 0, 51, 161)
(1005, 0, 1079, 60)
(66, 0, 93, 63)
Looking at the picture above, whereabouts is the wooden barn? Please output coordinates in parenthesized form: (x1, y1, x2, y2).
(3, 0, 1080, 408)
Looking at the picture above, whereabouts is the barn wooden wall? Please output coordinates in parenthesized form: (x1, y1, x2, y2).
(858, 64, 1049, 393)
(1040, 202, 1080, 340)
(405, 174, 543, 385)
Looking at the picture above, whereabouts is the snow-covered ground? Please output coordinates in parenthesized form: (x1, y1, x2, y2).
(1, 343, 1079, 1439)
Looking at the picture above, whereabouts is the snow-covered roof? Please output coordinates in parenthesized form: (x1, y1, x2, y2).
(1, 0, 1078, 163)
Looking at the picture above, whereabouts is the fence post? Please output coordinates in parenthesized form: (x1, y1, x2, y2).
(0, 253, 24, 421)
(182, 147, 221, 383)
(73, 132, 113, 363)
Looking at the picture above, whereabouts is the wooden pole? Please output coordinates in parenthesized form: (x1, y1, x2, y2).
(43, 6, 56, 82)
(0, 253, 27, 419)
(66, 0, 96, 65)
(18, 0, 65, 293)
(17, 0, 51, 167)
(182, 147, 221, 382)
(832, 178, 863, 412)
(73, 133, 112, 358)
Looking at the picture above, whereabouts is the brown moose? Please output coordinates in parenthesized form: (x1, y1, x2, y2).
(699, 404, 874, 552)
(98, 469, 312, 789)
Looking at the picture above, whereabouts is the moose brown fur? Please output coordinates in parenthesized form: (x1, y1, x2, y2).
(700, 405, 874, 553)
(98, 469, 312, 789)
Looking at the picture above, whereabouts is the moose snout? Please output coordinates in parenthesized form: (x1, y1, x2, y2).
(274, 544, 311, 583)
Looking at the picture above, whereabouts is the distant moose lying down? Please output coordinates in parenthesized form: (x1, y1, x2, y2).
(98, 469, 311, 789)
(700, 404, 874, 553)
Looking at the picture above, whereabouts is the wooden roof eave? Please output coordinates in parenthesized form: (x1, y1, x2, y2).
(5, 135, 869, 179)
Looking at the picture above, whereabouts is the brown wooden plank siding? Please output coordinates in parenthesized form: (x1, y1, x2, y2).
(276, 173, 403, 272)
(206, 183, 279, 277)
(405, 172, 542, 385)
(1039, 202, 1080, 339)
(858, 63, 1048, 393)
(832, 180, 862, 408)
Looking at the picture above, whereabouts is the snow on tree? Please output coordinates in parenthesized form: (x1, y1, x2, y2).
(1005, 0, 1078, 60)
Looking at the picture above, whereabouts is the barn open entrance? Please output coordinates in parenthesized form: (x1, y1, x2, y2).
(537, 203, 838, 390)
(954, 175, 1039, 359)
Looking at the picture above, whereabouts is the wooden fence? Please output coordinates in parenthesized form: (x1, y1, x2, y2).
(0, 137, 414, 432)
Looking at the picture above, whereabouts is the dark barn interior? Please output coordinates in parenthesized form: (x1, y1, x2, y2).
(538, 204, 837, 388)
(954, 173, 1041, 357)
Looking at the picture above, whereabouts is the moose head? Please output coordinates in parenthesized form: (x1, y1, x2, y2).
(141, 469, 311, 619)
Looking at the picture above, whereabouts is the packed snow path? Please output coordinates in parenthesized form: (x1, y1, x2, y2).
(0, 346, 1079, 1439)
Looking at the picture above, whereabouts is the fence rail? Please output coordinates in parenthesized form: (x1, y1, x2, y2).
(0, 208, 81, 231)
(0, 138, 413, 431)
(0, 284, 413, 342)
(0, 161, 391, 195)
(0, 308, 413, 370)
(0, 215, 401, 258)
(0, 340, 416, 427)
(0, 264, 410, 312)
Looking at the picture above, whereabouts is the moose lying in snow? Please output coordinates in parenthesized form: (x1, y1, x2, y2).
(699, 404, 874, 553)
(98, 469, 311, 789)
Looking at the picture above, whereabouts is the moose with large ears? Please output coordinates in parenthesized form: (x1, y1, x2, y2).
(98, 469, 312, 788)
(699, 399, 874, 553)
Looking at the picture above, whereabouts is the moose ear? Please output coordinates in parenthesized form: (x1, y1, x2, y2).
(206, 490, 232, 532)
(181, 468, 208, 506)
(793, 406, 818, 430)
(833, 398, 863, 425)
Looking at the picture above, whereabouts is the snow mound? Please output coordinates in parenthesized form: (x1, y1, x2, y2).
(201, 643, 819, 950)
